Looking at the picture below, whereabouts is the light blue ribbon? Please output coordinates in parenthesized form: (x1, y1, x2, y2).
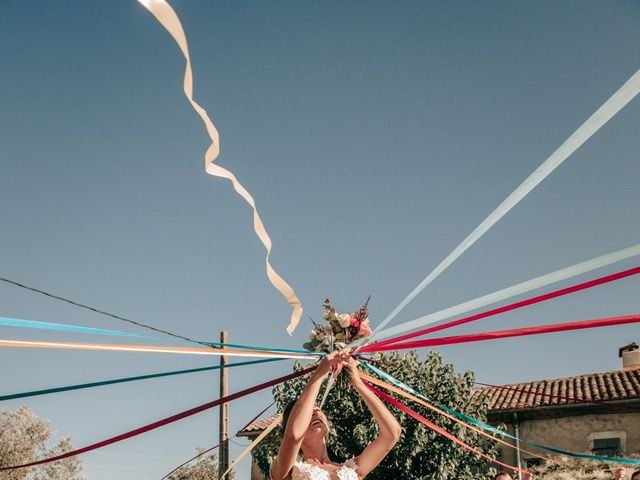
(200, 341, 322, 356)
(0, 315, 320, 356)
(362, 362, 640, 465)
(0, 316, 158, 339)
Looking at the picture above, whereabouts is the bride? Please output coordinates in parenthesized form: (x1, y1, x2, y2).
(270, 351, 401, 480)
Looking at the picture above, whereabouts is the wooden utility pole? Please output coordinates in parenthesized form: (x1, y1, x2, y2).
(218, 331, 229, 478)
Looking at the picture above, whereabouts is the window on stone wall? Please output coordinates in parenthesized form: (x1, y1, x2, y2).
(592, 437, 621, 457)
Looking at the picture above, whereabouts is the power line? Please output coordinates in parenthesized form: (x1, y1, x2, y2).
(0, 276, 208, 346)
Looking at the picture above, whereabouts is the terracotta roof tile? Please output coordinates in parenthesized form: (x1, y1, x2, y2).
(239, 414, 280, 434)
(476, 367, 640, 412)
(630, 371, 640, 392)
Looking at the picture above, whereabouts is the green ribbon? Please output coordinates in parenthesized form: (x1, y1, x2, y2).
(362, 362, 640, 465)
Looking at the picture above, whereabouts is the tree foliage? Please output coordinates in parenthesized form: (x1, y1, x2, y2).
(253, 351, 500, 479)
(167, 450, 235, 480)
(0, 405, 83, 480)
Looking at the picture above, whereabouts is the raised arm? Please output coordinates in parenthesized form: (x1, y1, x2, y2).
(271, 351, 350, 480)
(348, 358, 401, 478)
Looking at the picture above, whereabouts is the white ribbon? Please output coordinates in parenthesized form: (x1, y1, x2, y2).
(136, 0, 303, 334)
(318, 373, 335, 408)
(372, 242, 640, 341)
(220, 413, 282, 479)
(364, 68, 640, 347)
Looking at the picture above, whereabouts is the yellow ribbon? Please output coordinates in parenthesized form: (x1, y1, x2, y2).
(0, 339, 317, 360)
(136, 0, 303, 334)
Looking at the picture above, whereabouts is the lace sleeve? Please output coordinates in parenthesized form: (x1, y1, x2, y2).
(336, 459, 359, 480)
(343, 458, 358, 470)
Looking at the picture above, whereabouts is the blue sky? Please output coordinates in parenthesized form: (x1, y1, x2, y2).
(1, 1, 639, 478)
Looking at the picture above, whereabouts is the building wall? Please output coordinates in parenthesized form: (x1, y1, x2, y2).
(498, 412, 640, 468)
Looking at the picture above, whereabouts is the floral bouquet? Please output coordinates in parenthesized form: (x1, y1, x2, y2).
(303, 297, 372, 353)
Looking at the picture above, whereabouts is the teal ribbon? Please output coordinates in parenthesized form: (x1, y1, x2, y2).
(200, 341, 322, 356)
(0, 315, 319, 356)
(0, 358, 284, 402)
(362, 362, 640, 465)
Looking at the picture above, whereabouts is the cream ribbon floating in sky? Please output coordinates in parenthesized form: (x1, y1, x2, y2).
(361, 68, 640, 348)
(136, 0, 303, 334)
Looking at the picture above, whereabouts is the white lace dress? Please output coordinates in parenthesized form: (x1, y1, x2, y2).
(290, 459, 359, 480)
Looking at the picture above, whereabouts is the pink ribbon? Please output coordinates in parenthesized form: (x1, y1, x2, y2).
(363, 266, 640, 352)
(365, 314, 640, 352)
(366, 383, 531, 476)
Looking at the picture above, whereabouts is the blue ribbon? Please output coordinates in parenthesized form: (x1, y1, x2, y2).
(0, 315, 319, 356)
(200, 341, 322, 356)
(362, 362, 640, 465)
(0, 316, 157, 339)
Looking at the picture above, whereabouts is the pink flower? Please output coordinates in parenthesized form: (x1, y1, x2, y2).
(349, 315, 361, 329)
(357, 319, 372, 337)
(337, 314, 351, 329)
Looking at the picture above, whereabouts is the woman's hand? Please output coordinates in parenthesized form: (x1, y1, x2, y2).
(346, 356, 364, 386)
(272, 350, 349, 480)
(315, 350, 350, 378)
(350, 356, 402, 478)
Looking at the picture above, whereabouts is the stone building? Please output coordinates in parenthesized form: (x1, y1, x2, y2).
(239, 343, 640, 479)
(475, 342, 640, 472)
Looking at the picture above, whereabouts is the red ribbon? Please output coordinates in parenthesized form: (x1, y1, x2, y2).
(365, 314, 640, 352)
(366, 383, 531, 476)
(161, 442, 221, 480)
(161, 401, 277, 479)
(363, 266, 640, 352)
(1, 367, 314, 471)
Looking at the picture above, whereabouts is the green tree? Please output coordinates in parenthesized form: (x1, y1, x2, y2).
(254, 351, 499, 479)
(0, 405, 83, 480)
(167, 450, 235, 480)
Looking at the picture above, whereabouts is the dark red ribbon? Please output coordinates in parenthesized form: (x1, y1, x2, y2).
(161, 442, 222, 480)
(1, 367, 314, 471)
(363, 266, 640, 352)
(160, 401, 277, 479)
(364, 314, 640, 352)
(366, 383, 530, 475)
